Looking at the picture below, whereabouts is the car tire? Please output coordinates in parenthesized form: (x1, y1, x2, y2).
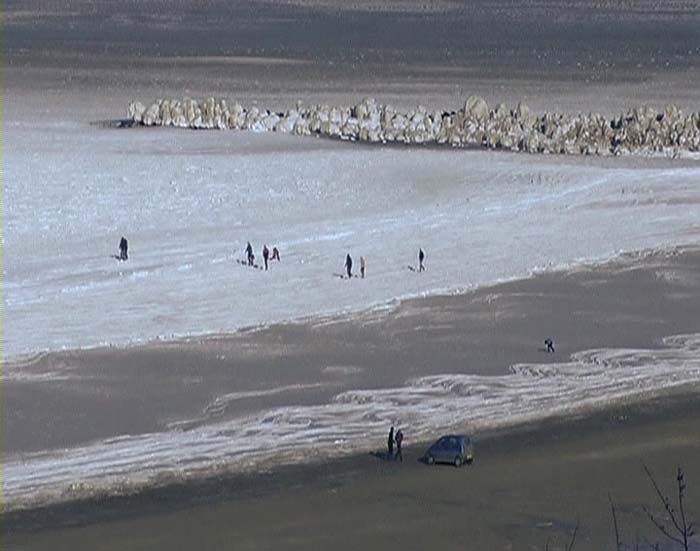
(454, 456, 462, 468)
(466, 456, 474, 465)
(426, 455, 435, 465)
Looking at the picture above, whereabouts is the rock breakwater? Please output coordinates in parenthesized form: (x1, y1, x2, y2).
(127, 96, 700, 156)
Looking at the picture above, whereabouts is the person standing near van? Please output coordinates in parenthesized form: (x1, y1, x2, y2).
(395, 429, 404, 462)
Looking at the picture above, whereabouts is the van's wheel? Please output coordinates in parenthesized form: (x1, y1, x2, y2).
(426, 455, 435, 465)
(454, 456, 462, 468)
(466, 456, 474, 465)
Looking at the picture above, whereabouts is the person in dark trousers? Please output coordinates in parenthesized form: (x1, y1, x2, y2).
(545, 338, 555, 353)
(262, 244, 270, 271)
(245, 242, 254, 266)
(118, 236, 128, 260)
(418, 248, 425, 272)
(360, 256, 366, 279)
(345, 254, 353, 279)
(387, 426, 394, 459)
(394, 429, 404, 462)
(272, 246, 281, 261)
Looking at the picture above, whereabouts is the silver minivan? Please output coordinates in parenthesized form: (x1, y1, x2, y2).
(424, 434, 474, 467)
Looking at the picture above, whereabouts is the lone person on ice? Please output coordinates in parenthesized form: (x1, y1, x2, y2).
(118, 236, 128, 261)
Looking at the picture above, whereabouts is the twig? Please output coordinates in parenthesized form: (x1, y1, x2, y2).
(677, 467, 690, 551)
(642, 505, 685, 547)
(609, 492, 623, 551)
(644, 464, 684, 533)
(566, 518, 580, 551)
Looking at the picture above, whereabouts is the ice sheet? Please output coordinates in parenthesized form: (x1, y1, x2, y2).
(4, 123, 700, 359)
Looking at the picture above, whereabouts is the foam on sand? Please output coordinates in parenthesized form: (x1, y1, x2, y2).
(4, 333, 700, 511)
(127, 96, 700, 157)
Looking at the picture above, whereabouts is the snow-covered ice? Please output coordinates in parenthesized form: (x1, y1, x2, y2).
(4, 121, 700, 359)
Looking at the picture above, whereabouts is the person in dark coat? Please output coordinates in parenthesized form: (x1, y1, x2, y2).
(394, 429, 404, 462)
(387, 426, 394, 459)
(345, 254, 353, 279)
(262, 244, 270, 271)
(118, 236, 128, 261)
(245, 242, 254, 266)
(272, 246, 281, 261)
(545, 338, 555, 353)
(418, 248, 425, 272)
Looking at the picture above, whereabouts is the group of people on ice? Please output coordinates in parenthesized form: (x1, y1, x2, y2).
(343, 248, 425, 280)
(245, 242, 280, 271)
(115, 236, 426, 279)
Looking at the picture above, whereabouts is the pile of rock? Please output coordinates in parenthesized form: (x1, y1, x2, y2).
(127, 96, 700, 156)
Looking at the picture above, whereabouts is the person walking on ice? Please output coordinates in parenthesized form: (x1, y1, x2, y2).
(418, 248, 425, 272)
(245, 242, 255, 266)
(360, 256, 366, 279)
(262, 244, 270, 271)
(345, 253, 353, 279)
(272, 246, 281, 262)
(118, 236, 128, 261)
(387, 426, 394, 459)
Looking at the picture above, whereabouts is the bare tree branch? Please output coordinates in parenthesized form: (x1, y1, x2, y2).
(609, 492, 623, 551)
(642, 505, 686, 547)
(642, 463, 686, 540)
(677, 467, 689, 551)
(566, 518, 580, 551)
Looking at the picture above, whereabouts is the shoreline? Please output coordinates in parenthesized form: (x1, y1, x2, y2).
(6, 384, 700, 541)
(3, 244, 696, 366)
